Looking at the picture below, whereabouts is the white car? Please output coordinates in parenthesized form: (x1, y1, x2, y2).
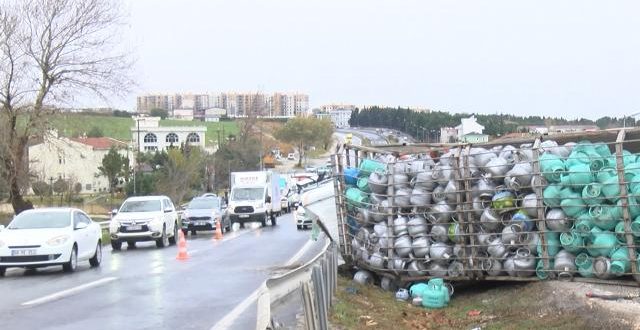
(295, 206, 313, 230)
(0, 208, 102, 276)
(109, 196, 179, 250)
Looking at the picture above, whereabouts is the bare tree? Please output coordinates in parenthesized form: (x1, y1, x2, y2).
(0, 0, 132, 214)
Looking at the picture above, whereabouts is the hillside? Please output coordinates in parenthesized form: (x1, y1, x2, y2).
(52, 114, 239, 146)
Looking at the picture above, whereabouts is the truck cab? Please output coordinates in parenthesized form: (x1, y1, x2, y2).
(227, 171, 281, 227)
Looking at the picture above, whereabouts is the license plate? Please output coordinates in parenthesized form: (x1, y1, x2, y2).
(239, 214, 250, 218)
(12, 249, 36, 256)
(196, 221, 207, 226)
(126, 225, 142, 231)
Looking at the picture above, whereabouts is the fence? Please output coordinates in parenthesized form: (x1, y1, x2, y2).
(334, 128, 640, 286)
(256, 207, 339, 329)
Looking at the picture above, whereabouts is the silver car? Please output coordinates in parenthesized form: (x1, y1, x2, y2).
(181, 196, 230, 235)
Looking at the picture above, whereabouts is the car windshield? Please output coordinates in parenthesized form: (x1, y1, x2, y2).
(120, 200, 162, 213)
(188, 198, 219, 209)
(8, 211, 71, 229)
(231, 188, 264, 201)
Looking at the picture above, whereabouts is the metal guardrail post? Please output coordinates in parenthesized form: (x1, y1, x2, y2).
(312, 266, 328, 330)
(301, 281, 317, 330)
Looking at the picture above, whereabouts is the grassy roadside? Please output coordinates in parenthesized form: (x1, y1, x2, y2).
(330, 275, 623, 330)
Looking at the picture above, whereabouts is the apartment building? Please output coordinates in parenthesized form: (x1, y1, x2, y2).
(137, 91, 309, 118)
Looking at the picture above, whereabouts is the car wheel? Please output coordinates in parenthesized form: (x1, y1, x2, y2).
(191, 230, 197, 235)
(89, 242, 102, 267)
(271, 216, 277, 226)
(111, 240, 122, 251)
(0, 267, 6, 277)
(156, 227, 168, 248)
(261, 216, 267, 227)
(182, 228, 188, 236)
(169, 223, 178, 245)
(297, 225, 302, 230)
(63, 246, 78, 273)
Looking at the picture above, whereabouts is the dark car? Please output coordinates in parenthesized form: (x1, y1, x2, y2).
(181, 196, 230, 235)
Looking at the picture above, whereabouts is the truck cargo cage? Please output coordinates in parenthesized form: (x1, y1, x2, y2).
(332, 129, 640, 286)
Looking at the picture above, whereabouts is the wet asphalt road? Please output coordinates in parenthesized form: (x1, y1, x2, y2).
(0, 213, 318, 330)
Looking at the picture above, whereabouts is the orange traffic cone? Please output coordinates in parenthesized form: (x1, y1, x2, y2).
(214, 220, 223, 240)
(176, 230, 190, 260)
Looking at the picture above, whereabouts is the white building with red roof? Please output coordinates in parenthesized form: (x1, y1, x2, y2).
(29, 132, 131, 194)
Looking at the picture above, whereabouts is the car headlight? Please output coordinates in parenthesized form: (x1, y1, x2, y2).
(47, 235, 70, 246)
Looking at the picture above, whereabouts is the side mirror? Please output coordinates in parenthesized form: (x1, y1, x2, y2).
(164, 207, 173, 213)
(75, 222, 88, 230)
(111, 209, 118, 216)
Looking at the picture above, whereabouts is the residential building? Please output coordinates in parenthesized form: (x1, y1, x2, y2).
(29, 133, 130, 194)
(456, 115, 485, 137)
(137, 94, 174, 113)
(204, 108, 227, 122)
(439, 127, 458, 143)
(137, 91, 310, 118)
(321, 104, 356, 112)
(172, 109, 194, 121)
(131, 116, 206, 152)
(316, 109, 352, 128)
(439, 116, 487, 143)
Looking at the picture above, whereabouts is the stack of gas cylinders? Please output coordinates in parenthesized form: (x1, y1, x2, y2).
(343, 139, 640, 286)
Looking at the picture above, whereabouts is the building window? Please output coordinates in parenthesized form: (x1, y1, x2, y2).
(85, 184, 92, 191)
(143, 133, 157, 143)
(186, 133, 200, 143)
(144, 146, 158, 151)
(166, 133, 179, 143)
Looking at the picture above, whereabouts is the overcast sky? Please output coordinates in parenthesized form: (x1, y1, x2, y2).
(101, 0, 640, 120)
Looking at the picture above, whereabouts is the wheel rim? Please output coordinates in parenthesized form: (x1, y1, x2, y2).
(96, 244, 102, 263)
(71, 248, 77, 270)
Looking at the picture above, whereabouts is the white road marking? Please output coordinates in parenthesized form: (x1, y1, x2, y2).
(210, 220, 312, 329)
(210, 283, 267, 330)
(220, 226, 259, 243)
(21, 276, 118, 307)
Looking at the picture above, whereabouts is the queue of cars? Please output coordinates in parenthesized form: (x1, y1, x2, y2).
(0, 176, 321, 276)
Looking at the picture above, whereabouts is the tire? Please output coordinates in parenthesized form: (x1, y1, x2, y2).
(63, 246, 78, 273)
(0, 267, 6, 277)
(182, 229, 188, 236)
(191, 230, 197, 236)
(261, 216, 267, 227)
(271, 216, 277, 226)
(297, 225, 302, 230)
(111, 240, 122, 251)
(89, 242, 102, 267)
(169, 223, 178, 245)
(156, 227, 168, 248)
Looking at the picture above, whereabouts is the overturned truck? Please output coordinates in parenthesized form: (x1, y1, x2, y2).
(332, 129, 640, 286)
